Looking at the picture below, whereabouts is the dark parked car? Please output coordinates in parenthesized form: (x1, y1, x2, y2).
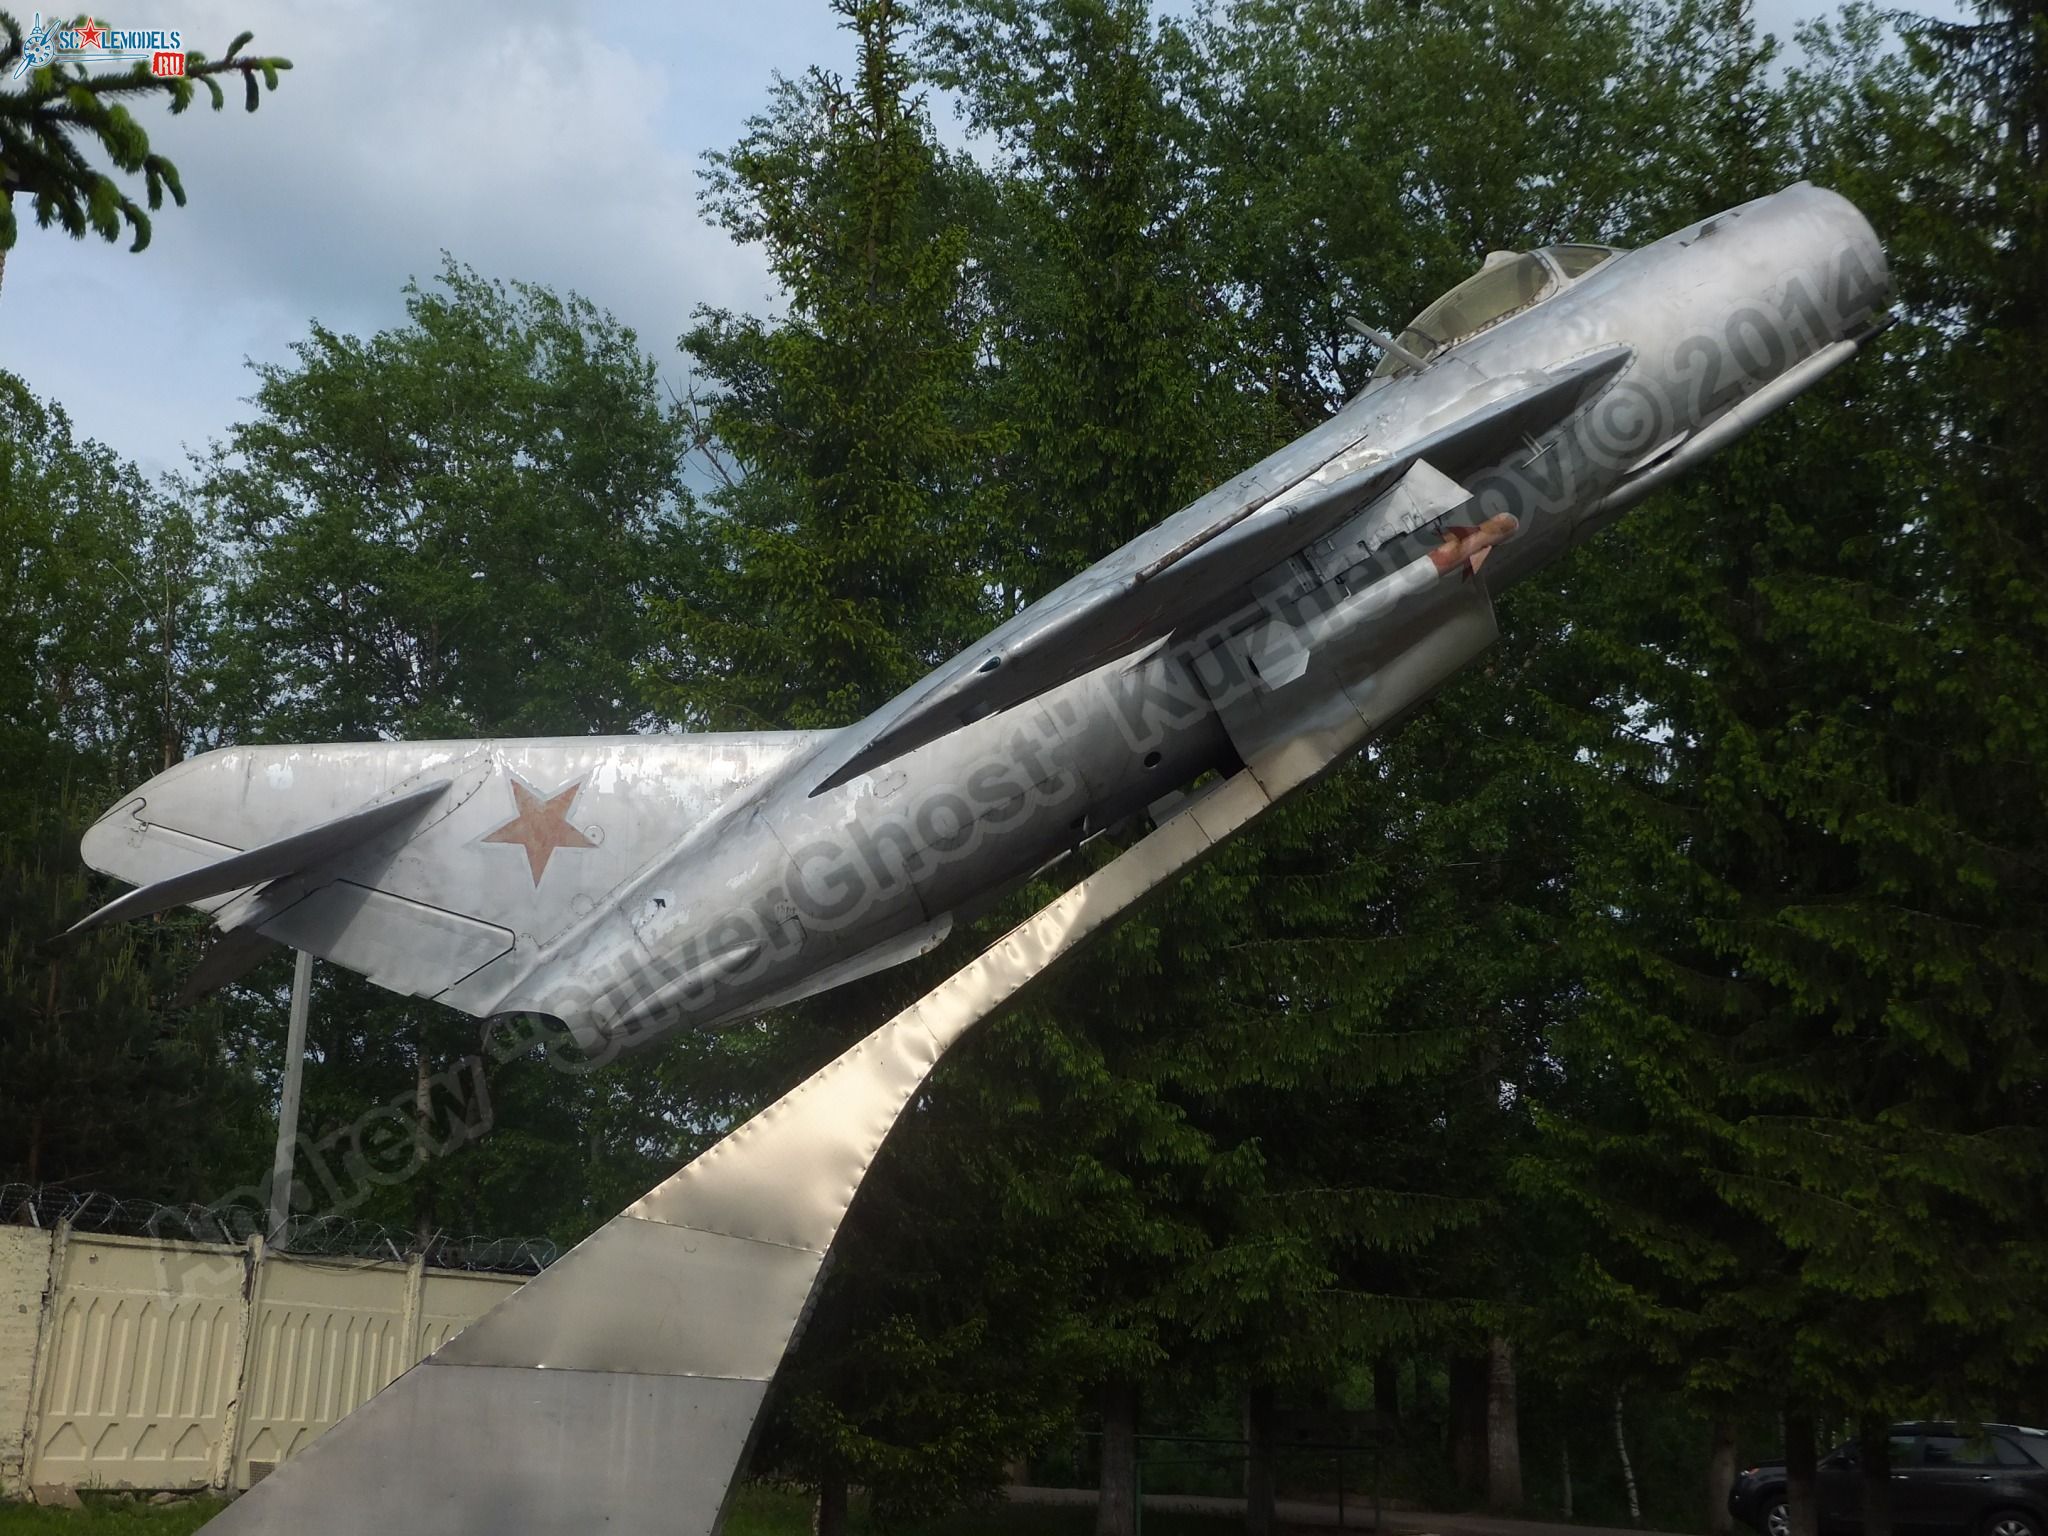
(1731, 1425, 2048, 1536)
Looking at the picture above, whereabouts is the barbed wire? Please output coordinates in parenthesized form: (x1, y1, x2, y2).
(0, 1183, 560, 1274)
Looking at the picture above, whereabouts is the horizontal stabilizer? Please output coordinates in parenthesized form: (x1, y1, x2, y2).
(64, 780, 449, 938)
(77, 732, 825, 1015)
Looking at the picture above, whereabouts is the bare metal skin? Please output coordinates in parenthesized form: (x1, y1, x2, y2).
(75, 183, 1889, 1060)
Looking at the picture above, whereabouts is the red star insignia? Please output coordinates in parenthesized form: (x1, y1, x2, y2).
(481, 775, 595, 885)
(75, 19, 103, 47)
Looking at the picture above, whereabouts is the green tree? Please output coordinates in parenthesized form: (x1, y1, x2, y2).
(1515, 7, 2048, 1532)
(1180, 0, 1663, 428)
(202, 261, 692, 743)
(1161, 0, 1703, 1513)
(918, 7, 1283, 1525)
(920, 3, 1557, 1528)
(664, 0, 997, 734)
(926, 0, 1270, 584)
(0, 371, 265, 1198)
(0, 11, 288, 288)
(191, 265, 699, 1248)
(654, 4, 1032, 1524)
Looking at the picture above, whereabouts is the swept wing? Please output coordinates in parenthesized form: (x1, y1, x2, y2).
(809, 344, 1631, 793)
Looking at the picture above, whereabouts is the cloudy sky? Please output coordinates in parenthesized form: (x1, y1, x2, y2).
(2, 1, 863, 478)
(2, 0, 1926, 480)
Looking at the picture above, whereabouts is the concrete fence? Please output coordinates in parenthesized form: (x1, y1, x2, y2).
(0, 1222, 524, 1496)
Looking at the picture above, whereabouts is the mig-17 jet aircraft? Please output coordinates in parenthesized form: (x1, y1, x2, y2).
(71, 183, 1890, 1059)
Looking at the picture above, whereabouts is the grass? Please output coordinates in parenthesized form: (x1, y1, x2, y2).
(1, 1485, 1246, 1536)
(0, 1495, 228, 1534)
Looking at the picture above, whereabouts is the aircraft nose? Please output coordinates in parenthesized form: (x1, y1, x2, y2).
(1755, 182, 1891, 347)
(1571, 183, 1891, 533)
(1794, 183, 1889, 338)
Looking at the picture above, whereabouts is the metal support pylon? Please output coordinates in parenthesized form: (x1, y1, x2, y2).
(201, 756, 1315, 1535)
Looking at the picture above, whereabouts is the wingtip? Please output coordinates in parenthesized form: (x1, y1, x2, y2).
(56, 903, 118, 943)
(50, 893, 135, 946)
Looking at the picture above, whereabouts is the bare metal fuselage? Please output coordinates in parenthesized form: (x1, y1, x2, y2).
(76, 183, 1889, 1057)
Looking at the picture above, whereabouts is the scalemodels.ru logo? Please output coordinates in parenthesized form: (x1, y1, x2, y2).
(12, 13, 186, 80)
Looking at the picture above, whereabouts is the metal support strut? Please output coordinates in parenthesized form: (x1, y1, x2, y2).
(201, 756, 1315, 1536)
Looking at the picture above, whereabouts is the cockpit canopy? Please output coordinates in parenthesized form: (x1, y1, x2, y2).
(1371, 243, 1624, 379)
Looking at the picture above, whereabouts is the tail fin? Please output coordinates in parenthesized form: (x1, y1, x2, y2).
(79, 733, 824, 1011)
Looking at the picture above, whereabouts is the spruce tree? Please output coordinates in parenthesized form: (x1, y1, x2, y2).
(1171, 0, 1698, 1504)
(921, 2, 1584, 1525)
(1518, 3, 2048, 1514)
(919, 10, 1272, 1523)
(664, 0, 996, 733)
(0, 10, 288, 290)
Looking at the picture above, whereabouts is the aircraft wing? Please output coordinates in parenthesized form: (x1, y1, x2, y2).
(810, 345, 1631, 793)
(74, 732, 822, 1007)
